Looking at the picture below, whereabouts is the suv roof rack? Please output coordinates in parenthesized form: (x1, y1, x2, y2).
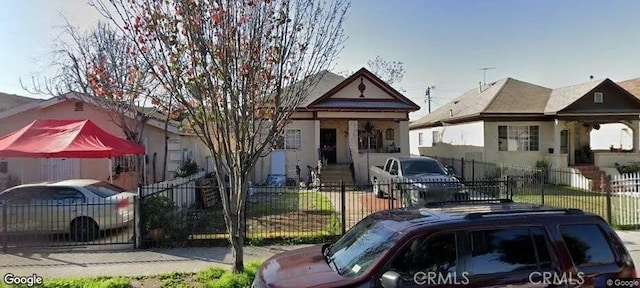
(464, 208, 584, 220)
(424, 198, 514, 207)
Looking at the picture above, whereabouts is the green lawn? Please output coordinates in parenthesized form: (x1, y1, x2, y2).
(188, 190, 341, 240)
(513, 185, 640, 228)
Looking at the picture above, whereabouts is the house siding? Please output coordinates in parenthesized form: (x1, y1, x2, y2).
(410, 121, 485, 158)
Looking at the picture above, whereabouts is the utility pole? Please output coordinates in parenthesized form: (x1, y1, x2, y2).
(478, 67, 495, 85)
(425, 85, 435, 113)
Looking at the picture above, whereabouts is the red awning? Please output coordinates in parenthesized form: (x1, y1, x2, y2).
(0, 119, 145, 158)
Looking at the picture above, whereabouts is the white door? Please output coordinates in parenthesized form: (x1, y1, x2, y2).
(42, 158, 79, 181)
(270, 150, 286, 176)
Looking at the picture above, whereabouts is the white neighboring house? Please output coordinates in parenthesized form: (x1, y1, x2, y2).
(409, 77, 640, 174)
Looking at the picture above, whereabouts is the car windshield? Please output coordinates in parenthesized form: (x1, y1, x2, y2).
(84, 182, 125, 198)
(401, 160, 448, 176)
(327, 217, 401, 278)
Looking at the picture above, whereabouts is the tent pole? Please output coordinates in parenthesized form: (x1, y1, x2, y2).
(109, 158, 113, 184)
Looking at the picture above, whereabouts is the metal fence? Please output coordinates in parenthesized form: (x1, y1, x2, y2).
(2, 196, 135, 251)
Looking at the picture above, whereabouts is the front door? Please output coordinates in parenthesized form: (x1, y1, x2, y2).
(320, 129, 337, 164)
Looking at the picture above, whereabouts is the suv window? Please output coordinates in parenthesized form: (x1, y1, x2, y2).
(468, 227, 551, 275)
(559, 224, 615, 267)
(388, 232, 457, 277)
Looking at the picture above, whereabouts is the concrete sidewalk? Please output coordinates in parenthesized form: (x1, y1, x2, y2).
(1, 230, 639, 280)
(0, 244, 312, 279)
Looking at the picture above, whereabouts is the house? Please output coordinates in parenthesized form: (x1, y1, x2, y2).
(252, 68, 420, 184)
(409, 77, 640, 175)
(0, 92, 211, 190)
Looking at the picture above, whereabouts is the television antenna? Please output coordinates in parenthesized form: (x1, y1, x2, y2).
(478, 67, 496, 85)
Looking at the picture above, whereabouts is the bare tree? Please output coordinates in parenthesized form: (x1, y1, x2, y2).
(29, 22, 166, 184)
(338, 55, 406, 90)
(90, 0, 349, 272)
(22, 22, 162, 181)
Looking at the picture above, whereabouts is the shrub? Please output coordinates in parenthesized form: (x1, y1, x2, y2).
(615, 161, 640, 174)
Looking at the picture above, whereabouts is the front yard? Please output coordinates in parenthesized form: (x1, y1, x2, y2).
(187, 189, 341, 240)
(513, 185, 640, 228)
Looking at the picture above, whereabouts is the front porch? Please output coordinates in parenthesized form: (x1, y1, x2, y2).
(318, 119, 410, 183)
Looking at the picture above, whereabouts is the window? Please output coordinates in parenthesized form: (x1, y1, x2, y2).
(400, 159, 447, 176)
(468, 227, 551, 275)
(594, 92, 603, 103)
(432, 131, 441, 145)
(114, 155, 138, 172)
(560, 130, 568, 154)
(74, 102, 84, 111)
(390, 160, 398, 174)
(559, 224, 615, 267)
(284, 129, 301, 150)
(85, 181, 125, 198)
(418, 133, 424, 146)
(387, 233, 457, 279)
(39, 188, 86, 205)
(327, 218, 402, 278)
(498, 125, 539, 151)
(358, 129, 382, 150)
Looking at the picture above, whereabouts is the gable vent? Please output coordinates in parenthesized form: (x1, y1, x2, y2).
(594, 92, 603, 103)
(75, 102, 84, 111)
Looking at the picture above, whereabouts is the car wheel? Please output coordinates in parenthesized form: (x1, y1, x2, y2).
(373, 179, 383, 198)
(71, 217, 99, 242)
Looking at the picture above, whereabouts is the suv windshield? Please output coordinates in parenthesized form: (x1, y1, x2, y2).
(84, 182, 125, 198)
(401, 160, 447, 176)
(327, 217, 401, 278)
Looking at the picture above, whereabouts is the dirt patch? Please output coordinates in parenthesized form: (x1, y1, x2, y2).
(359, 193, 403, 214)
(247, 210, 335, 236)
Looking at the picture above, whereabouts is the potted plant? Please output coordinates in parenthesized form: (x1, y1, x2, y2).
(141, 195, 176, 242)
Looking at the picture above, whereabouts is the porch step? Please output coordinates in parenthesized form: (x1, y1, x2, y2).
(573, 165, 609, 192)
(320, 164, 355, 189)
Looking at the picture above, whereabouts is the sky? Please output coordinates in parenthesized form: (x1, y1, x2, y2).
(1, 0, 640, 147)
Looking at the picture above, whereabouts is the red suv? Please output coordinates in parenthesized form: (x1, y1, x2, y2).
(252, 201, 636, 287)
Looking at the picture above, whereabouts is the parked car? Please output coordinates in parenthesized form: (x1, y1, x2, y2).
(0, 179, 135, 242)
(252, 200, 636, 287)
(370, 156, 465, 206)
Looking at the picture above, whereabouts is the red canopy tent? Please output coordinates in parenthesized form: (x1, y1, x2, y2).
(0, 119, 145, 183)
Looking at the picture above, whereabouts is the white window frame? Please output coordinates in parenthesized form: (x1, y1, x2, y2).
(418, 132, 424, 146)
(498, 125, 539, 152)
(432, 131, 441, 145)
(284, 129, 301, 150)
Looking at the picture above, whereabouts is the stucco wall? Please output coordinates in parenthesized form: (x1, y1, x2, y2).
(410, 121, 484, 156)
(0, 100, 206, 188)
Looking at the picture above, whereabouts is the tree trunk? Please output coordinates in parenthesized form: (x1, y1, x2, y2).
(162, 118, 170, 182)
(227, 174, 247, 273)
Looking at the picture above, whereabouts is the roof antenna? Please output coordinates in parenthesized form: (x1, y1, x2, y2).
(478, 67, 496, 85)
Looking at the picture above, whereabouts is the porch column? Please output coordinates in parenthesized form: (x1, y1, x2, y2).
(314, 120, 321, 163)
(348, 120, 359, 155)
(633, 120, 640, 153)
(399, 121, 409, 155)
(553, 119, 561, 169)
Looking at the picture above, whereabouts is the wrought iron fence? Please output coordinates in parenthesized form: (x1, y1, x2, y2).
(1, 196, 135, 251)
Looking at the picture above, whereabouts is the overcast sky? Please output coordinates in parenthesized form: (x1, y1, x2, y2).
(2, 0, 640, 147)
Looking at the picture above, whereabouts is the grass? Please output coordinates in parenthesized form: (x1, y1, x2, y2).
(513, 184, 640, 228)
(186, 190, 342, 241)
(0, 262, 262, 288)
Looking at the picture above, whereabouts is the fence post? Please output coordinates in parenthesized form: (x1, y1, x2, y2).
(135, 182, 143, 249)
(2, 201, 6, 252)
(540, 179, 545, 206)
(340, 181, 346, 235)
(471, 159, 475, 181)
(461, 158, 465, 181)
(606, 175, 612, 225)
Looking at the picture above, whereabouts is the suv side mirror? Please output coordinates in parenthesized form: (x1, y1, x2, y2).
(389, 168, 398, 176)
(380, 271, 403, 288)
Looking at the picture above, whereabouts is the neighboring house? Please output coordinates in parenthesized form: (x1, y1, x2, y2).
(253, 68, 421, 184)
(409, 77, 640, 173)
(0, 92, 43, 113)
(0, 92, 211, 190)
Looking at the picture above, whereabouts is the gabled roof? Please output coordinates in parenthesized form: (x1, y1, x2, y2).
(544, 79, 605, 114)
(306, 68, 420, 111)
(0, 92, 42, 113)
(410, 76, 640, 130)
(0, 92, 186, 135)
(299, 70, 347, 106)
